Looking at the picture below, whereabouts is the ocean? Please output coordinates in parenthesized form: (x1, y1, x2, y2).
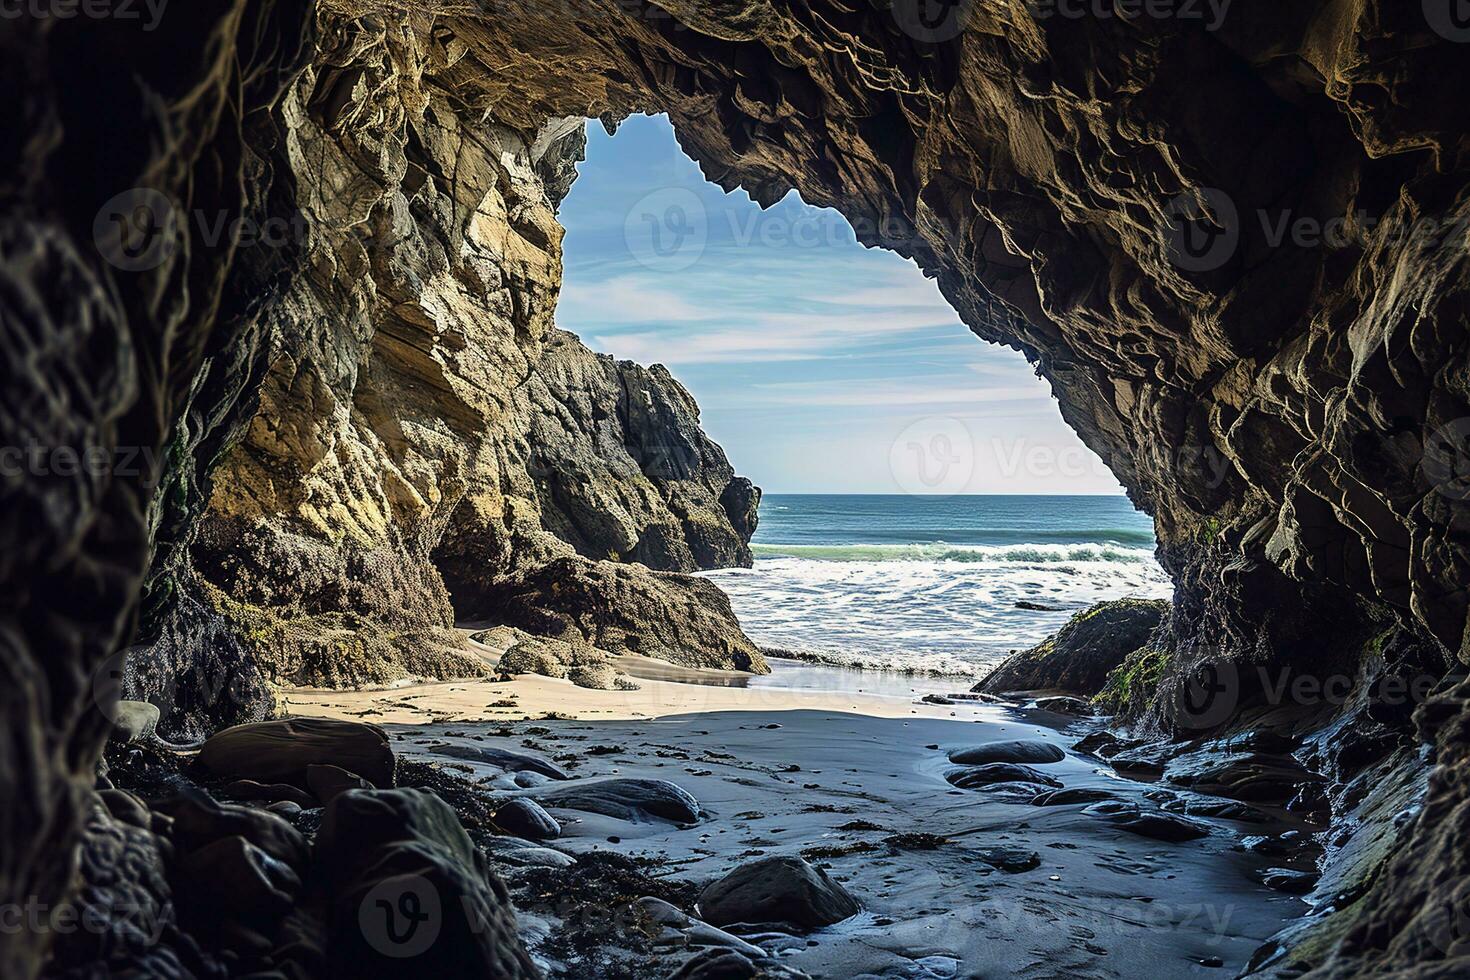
(701, 494, 1171, 679)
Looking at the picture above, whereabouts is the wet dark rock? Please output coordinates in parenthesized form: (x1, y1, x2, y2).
(493, 798, 561, 840)
(1072, 731, 1133, 759)
(157, 789, 308, 874)
(1030, 788, 1120, 807)
(482, 836, 576, 868)
(174, 835, 301, 923)
(1083, 802, 1211, 842)
(671, 947, 807, 979)
(1163, 798, 1273, 824)
(196, 718, 394, 791)
(948, 740, 1065, 766)
(1164, 751, 1324, 806)
(429, 741, 570, 780)
(947, 763, 1064, 791)
(1263, 868, 1318, 895)
(636, 897, 768, 959)
(306, 763, 374, 804)
(976, 600, 1167, 696)
(976, 847, 1042, 873)
(1034, 696, 1095, 716)
(316, 787, 538, 975)
(535, 777, 701, 823)
(698, 856, 859, 931)
(225, 779, 316, 808)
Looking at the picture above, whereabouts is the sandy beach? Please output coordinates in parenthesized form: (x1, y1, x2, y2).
(285, 655, 1315, 978)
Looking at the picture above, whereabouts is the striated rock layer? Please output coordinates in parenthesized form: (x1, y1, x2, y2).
(6, 2, 1470, 977)
(128, 17, 763, 738)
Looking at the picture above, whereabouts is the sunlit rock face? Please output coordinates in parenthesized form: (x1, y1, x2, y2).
(132, 16, 763, 739)
(6, 2, 1470, 977)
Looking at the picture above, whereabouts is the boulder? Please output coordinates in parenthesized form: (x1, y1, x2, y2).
(948, 740, 1065, 766)
(946, 763, 1064, 790)
(315, 787, 539, 975)
(535, 777, 700, 823)
(1030, 787, 1119, 807)
(157, 788, 309, 873)
(493, 799, 561, 840)
(1082, 802, 1211, 842)
(315, 788, 478, 889)
(975, 599, 1167, 696)
(196, 718, 394, 790)
(698, 856, 859, 930)
(430, 742, 570, 780)
(225, 779, 316, 808)
(173, 836, 301, 922)
(307, 764, 374, 804)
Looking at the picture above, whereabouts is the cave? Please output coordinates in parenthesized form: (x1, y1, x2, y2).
(5, 2, 1470, 977)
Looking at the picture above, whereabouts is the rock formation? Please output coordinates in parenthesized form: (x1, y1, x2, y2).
(123, 18, 761, 738)
(7, 2, 1470, 978)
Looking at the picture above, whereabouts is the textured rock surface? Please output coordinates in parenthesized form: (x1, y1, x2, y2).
(8, 3, 1470, 978)
(698, 855, 860, 930)
(122, 14, 761, 738)
(975, 599, 1167, 696)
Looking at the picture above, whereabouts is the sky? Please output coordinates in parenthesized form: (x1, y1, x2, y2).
(554, 114, 1125, 496)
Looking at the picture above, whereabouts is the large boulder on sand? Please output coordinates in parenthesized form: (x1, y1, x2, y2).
(196, 718, 394, 790)
(316, 788, 538, 977)
(948, 739, 1065, 765)
(975, 598, 1166, 696)
(534, 777, 701, 823)
(698, 855, 859, 930)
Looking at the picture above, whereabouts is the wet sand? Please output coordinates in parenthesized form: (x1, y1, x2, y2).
(286, 659, 1311, 977)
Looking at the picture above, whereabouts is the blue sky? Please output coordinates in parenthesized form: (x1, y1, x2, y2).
(555, 114, 1124, 495)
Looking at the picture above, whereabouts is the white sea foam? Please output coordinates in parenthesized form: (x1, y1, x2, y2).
(702, 549, 1172, 677)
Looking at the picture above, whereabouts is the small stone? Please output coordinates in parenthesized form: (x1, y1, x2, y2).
(976, 846, 1041, 873)
(109, 701, 160, 745)
(494, 798, 561, 840)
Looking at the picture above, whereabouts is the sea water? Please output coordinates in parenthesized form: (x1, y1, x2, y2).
(701, 494, 1171, 679)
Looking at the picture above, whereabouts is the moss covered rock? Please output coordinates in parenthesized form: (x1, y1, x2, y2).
(975, 599, 1167, 697)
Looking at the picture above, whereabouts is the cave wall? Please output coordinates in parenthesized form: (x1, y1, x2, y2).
(132, 14, 762, 738)
(0, 2, 314, 975)
(7, 1, 1470, 977)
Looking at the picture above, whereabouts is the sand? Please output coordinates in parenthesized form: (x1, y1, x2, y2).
(284, 658, 1312, 977)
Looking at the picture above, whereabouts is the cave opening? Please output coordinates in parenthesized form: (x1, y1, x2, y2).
(509, 112, 1171, 681)
(12, 5, 1470, 978)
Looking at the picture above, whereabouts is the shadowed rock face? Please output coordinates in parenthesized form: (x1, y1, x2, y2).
(6, 2, 1470, 977)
